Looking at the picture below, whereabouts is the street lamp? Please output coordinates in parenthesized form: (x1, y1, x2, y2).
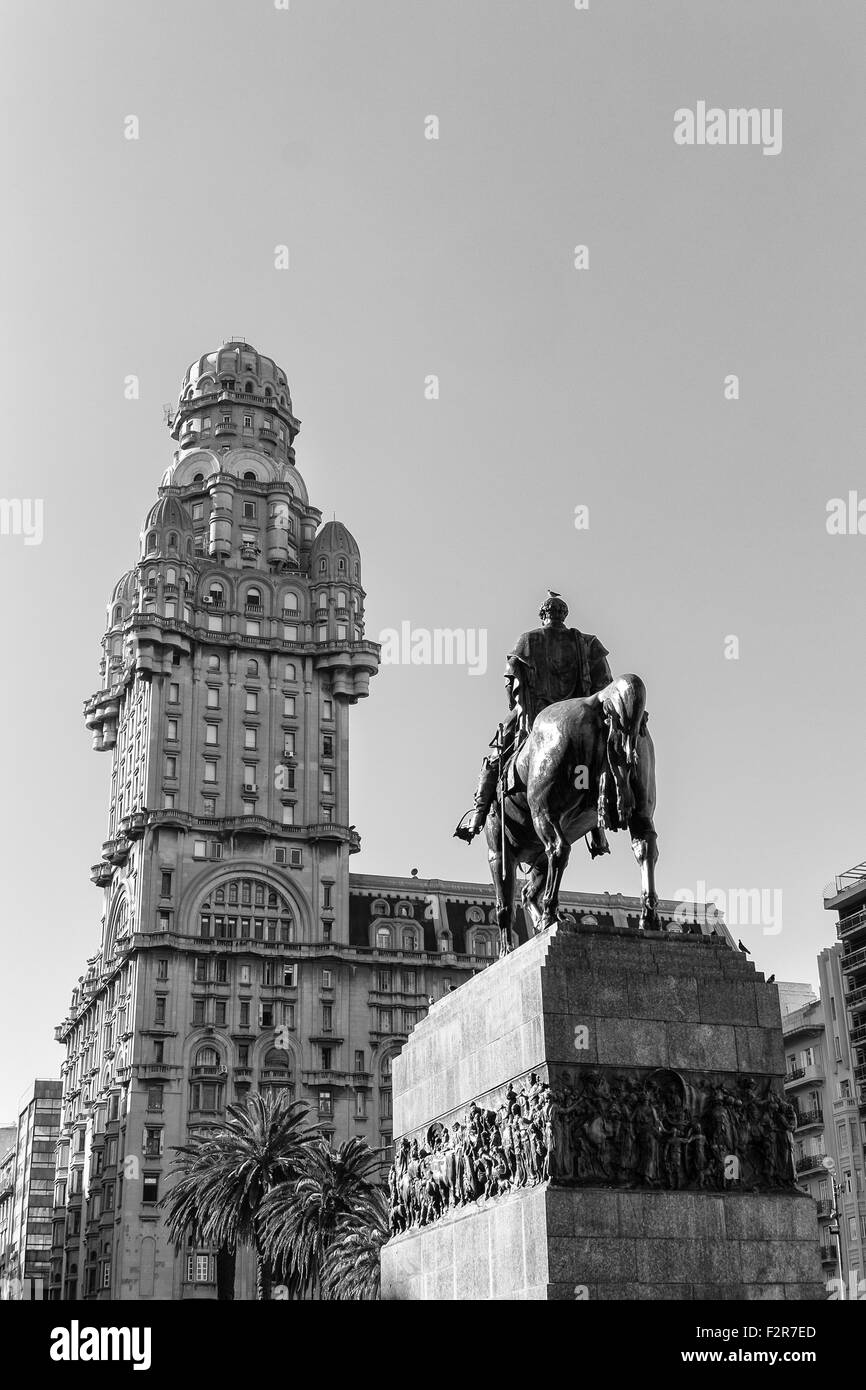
(823, 1156, 845, 1299)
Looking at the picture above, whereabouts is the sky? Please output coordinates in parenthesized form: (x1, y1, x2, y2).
(0, 0, 864, 1117)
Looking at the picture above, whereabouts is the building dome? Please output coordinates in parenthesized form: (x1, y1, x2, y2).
(310, 521, 361, 561)
(178, 340, 294, 414)
(111, 569, 137, 605)
(139, 494, 195, 560)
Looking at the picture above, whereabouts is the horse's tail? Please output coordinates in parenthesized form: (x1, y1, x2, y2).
(598, 675, 647, 831)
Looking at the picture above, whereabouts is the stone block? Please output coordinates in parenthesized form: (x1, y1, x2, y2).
(665, 1021, 737, 1071)
(596, 1016, 668, 1068)
(698, 979, 759, 1027)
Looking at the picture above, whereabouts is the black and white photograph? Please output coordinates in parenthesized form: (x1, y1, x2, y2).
(0, 0, 863, 1363)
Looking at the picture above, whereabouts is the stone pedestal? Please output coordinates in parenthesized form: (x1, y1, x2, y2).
(381, 923, 824, 1301)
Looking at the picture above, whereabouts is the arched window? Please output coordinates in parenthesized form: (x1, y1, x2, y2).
(380, 1055, 393, 1081)
(199, 878, 296, 944)
(193, 472, 204, 482)
(208, 654, 221, 671)
(243, 471, 256, 481)
(376, 926, 392, 950)
(317, 592, 327, 611)
(166, 567, 177, 585)
(209, 583, 224, 605)
(244, 381, 254, 393)
(246, 588, 261, 607)
(371, 900, 390, 917)
(336, 590, 346, 607)
(283, 592, 298, 612)
(474, 932, 492, 958)
(146, 533, 157, 552)
(338, 558, 346, 572)
(113, 605, 123, 623)
(439, 933, 451, 954)
(194, 1047, 219, 1069)
(246, 659, 258, 677)
(402, 929, 417, 952)
(284, 662, 296, 681)
(168, 532, 178, 549)
(319, 558, 327, 573)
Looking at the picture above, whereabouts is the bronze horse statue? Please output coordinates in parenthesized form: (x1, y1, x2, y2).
(484, 674, 659, 955)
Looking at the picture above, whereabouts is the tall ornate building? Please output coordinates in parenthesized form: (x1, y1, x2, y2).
(48, 341, 724, 1300)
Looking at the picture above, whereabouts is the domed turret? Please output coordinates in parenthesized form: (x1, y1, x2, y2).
(310, 520, 362, 583)
(139, 495, 195, 561)
(169, 339, 301, 469)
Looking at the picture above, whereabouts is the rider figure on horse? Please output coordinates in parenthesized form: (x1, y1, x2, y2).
(454, 590, 613, 851)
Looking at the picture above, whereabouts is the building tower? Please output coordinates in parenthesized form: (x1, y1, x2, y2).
(51, 342, 380, 1299)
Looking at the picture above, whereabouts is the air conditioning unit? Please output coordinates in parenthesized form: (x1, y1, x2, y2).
(244, 784, 258, 795)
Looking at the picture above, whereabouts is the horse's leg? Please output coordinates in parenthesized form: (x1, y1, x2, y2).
(486, 806, 514, 957)
(520, 854, 547, 936)
(629, 728, 659, 929)
(531, 797, 571, 930)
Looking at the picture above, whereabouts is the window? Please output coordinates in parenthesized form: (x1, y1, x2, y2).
(380, 1089, 393, 1119)
(321, 805, 333, 823)
(243, 499, 256, 517)
(154, 997, 166, 1025)
(215, 1001, 226, 1027)
(240, 1001, 250, 1027)
(245, 690, 258, 713)
(160, 872, 172, 897)
(376, 927, 392, 951)
(193, 1000, 206, 1026)
(147, 1085, 163, 1111)
(285, 663, 296, 681)
(244, 727, 257, 750)
(204, 761, 217, 783)
(403, 969, 416, 993)
(322, 772, 333, 793)
(203, 797, 216, 816)
(240, 965, 251, 985)
(144, 1127, 162, 1158)
(355, 1090, 367, 1118)
(165, 756, 177, 778)
(206, 687, 220, 708)
(216, 958, 228, 983)
(321, 1046, 332, 1070)
(834, 1036, 843, 1062)
(354, 1049, 365, 1073)
(283, 695, 295, 717)
(154, 1040, 164, 1063)
(283, 592, 298, 612)
(156, 958, 169, 980)
(284, 624, 299, 641)
(168, 682, 180, 703)
(283, 731, 295, 756)
(142, 1174, 160, 1204)
(205, 723, 219, 745)
(323, 698, 333, 720)
(321, 969, 333, 989)
(402, 930, 417, 952)
(282, 803, 295, 825)
(379, 1009, 392, 1033)
(260, 1004, 274, 1028)
(322, 735, 333, 759)
(322, 1004, 333, 1032)
(243, 765, 257, 790)
(378, 968, 392, 992)
(319, 1090, 332, 1117)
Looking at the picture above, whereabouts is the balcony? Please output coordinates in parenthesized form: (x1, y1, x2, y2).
(90, 862, 113, 887)
(795, 1107, 824, 1130)
(846, 983, 866, 1009)
(842, 945, 866, 973)
(784, 1063, 824, 1088)
(838, 907, 866, 939)
(850, 1023, 866, 1047)
(214, 420, 237, 436)
(259, 425, 278, 441)
(824, 862, 866, 906)
(819, 1245, 836, 1264)
(795, 1152, 827, 1175)
(245, 604, 264, 615)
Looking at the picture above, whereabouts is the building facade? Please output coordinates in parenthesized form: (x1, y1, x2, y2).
(0, 1082, 61, 1299)
(48, 341, 732, 1300)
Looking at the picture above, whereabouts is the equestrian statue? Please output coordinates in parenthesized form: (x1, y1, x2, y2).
(455, 591, 659, 955)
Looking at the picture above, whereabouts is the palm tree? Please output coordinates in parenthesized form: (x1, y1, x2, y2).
(319, 1187, 390, 1300)
(257, 1136, 385, 1296)
(161, 1091, 321, 1299)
